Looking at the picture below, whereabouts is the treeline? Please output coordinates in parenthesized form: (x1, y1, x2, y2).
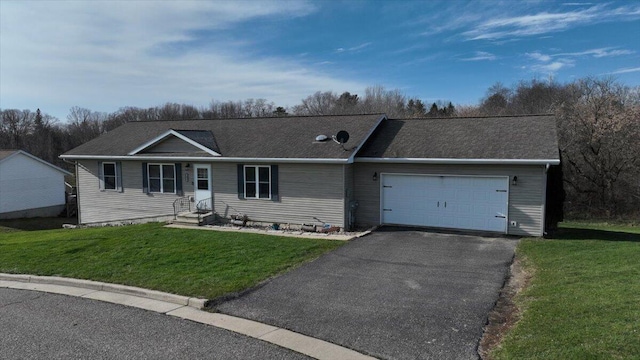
(469, 77, 640, 218)
(1, 79, 638, 218)
(0, 85, 455, 167)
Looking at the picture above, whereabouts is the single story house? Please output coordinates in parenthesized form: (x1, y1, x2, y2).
(60, 114, 561, 236)
(0, 150, 72, 219)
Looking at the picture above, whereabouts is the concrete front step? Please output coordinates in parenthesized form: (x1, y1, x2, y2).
(174, 212, 214, 226)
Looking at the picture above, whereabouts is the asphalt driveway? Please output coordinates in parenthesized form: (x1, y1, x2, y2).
(216, 227, 518, 360)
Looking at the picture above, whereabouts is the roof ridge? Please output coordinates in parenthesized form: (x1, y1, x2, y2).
(390, 113, 554, 121)
(128, 113, 387, 123)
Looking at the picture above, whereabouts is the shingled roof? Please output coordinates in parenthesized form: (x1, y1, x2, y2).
(356, 115, 559, 162)
(61, 114, 386, 161)
(62, 114, 560, 164)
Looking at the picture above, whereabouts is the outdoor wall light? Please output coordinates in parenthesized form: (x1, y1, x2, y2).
(373, 172, 378, 181)
(512, 176, 518, 186)
(185, 163, 191, 168)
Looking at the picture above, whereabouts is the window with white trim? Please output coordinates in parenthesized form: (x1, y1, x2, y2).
(244, 165, 271, 199)
(147, 163, 176, 193)
(102, 162, 117, 190)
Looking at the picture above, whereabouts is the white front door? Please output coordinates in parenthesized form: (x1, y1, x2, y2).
(194, 164, 212, 211)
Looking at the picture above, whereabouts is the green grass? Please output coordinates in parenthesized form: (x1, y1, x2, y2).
(493, 222, 640, 360)
(0, 223, 344, 299)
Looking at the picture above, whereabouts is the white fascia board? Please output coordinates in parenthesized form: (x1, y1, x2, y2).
(127, 129, 221, 156)
(347, 114, 387, 164)
(59, 154, 349, 164)
(355, 157, 561, 165)
(10, 150, 73, 176)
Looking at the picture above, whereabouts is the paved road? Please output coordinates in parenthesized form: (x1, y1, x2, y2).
(217, 228, 518, 360)
(0, 288, 309, 360)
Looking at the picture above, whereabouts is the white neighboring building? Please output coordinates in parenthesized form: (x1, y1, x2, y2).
(0, 150, 72, 219)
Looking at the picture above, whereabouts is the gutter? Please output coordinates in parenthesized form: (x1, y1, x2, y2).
(59, 155, 350, 164)
(354, 158, 561, 166)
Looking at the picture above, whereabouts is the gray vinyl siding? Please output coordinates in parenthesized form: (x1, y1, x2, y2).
(353, 163, 546, 236)
(213, 163, 345, 228)
(145, 137, 201, 153)
(76, 160, 193, 224)
(343, 164, 355, 229)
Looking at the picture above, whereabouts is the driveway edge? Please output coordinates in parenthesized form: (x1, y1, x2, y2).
(0, 273, 207, 309)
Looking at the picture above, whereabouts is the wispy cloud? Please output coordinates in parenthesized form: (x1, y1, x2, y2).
(530, 60, 574, 73)
(609, 67, 640, 75)
(526, 52, 552, 62)
(335, 42, 372, 53)
(463, 3, 640, 40)
(527, 47, 633, 61)
(557, 48, 635, 58)
(461, 51, 497, 61)
(0, 1, 368, 118)
(524, 46, 634, 75)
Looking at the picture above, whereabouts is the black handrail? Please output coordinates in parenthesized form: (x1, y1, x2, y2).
(196, 198, 213, 225)
(173, 196, 192, 219)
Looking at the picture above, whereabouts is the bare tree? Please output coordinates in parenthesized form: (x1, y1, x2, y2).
(479, 82, 512, 115)
(292, 91, 338, 115)
(510, 79, 570, 115)
(361, 85, 407, 117)
(454, 104, 483, 117)
(556, 77, 640, 215)
(0, 109, 35, 149)
(66, 106, 107, 147)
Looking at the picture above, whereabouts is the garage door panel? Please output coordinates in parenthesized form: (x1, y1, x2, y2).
(381, 174, 508, 233)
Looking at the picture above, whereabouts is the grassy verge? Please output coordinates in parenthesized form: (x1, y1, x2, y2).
(492, 222, 640, 359)
(0, 223, 344, 299)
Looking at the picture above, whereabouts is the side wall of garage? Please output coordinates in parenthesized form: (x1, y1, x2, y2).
(352, 163, 547, 236)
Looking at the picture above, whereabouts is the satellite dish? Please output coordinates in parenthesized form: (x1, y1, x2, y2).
(335, 130, 350, 144)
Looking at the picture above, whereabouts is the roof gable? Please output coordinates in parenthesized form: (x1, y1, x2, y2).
(128, 129, 221, 157)
(0, 150, 72, 175)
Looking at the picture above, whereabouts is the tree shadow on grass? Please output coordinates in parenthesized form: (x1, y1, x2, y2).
(553, 227, 640, 242)
(0, 217, 76, 232)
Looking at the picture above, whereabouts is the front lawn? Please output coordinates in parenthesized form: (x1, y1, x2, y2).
(0, 223, 344, 299)
(492, 222, 640, 359)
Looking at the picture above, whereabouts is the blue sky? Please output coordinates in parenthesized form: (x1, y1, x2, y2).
(1, 0, 639, 121)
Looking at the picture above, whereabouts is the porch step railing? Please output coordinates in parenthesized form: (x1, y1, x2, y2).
(196, 198, 213, 224)
(173, 196, 192, 219)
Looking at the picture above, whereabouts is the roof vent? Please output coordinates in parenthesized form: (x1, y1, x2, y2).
(315, 134, 328, 142)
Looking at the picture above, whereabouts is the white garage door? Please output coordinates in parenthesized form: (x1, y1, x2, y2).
(381, 174, 508, 233)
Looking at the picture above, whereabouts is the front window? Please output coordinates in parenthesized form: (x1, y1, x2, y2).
(244, 165, 270, 199)
(102, 162, 117, 190)
(148, 163, 175, 193)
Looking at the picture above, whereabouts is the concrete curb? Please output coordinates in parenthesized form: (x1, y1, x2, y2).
(0, 273, 208, 309)
(0, 274, 375, 360)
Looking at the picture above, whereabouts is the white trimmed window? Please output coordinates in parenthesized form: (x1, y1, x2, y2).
(147, 163, 176, 193)
(99, 161, 122, 192)
(244, 165, 271, 199)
